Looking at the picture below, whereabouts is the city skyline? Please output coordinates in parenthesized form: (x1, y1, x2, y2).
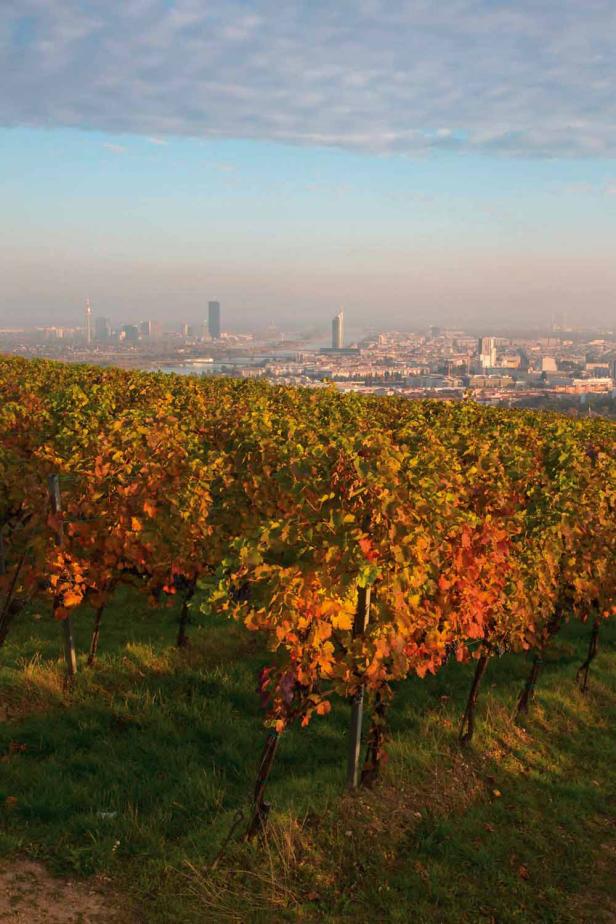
(3, 309, 613, 414)
(7, 298, 613, 341)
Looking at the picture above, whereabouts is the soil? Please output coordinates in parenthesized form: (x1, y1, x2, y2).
(0, 861, 132, 923)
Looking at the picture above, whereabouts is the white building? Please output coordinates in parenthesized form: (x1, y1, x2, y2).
(478, 336, 497, 369)
(332, 309, 344, 350)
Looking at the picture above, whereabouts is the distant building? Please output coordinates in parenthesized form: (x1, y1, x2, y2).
(319, 347, 360, 356)
(95, 317, 112, 342)
(469, 373, 514, 388)
(407, 373, 449, 388)
(85, 298, 93, 345)
(499, 355, 522, 369)
(517, 349, 530, 371)
(139, 320, 162, 338)
(332, 309, 344, 350)
(121, 324, 139, 343)
(208, 301, 221, 339)
(572, 377, 613, 391)
(478, 336, 497, 369)
(541, 356, 558, 372)
(45, 327, 67, 340)
(584, 361, 611, 377)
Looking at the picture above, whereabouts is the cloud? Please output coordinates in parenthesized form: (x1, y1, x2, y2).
(102, 142, 126, 154)
(204, 161, 236, 173)
(557, 179, 616, 197)
(1, 1, 616, 157)
(146, 136, 167, 145)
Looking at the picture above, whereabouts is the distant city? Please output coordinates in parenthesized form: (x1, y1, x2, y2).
(2, 300, 616, 416)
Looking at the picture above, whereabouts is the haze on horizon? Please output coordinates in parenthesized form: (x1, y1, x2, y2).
(1, 1, 615, 331)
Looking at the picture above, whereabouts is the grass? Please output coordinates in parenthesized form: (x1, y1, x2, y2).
(0, 588, 615, 923)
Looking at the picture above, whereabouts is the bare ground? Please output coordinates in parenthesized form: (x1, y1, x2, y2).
(0, 861, 132, 923)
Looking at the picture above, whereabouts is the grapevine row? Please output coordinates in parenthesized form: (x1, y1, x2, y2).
(1, 355, 614, 829)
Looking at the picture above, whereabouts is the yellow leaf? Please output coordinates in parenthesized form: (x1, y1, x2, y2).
(331, 610, 353, 631)
(311, 622, 332, 644)
(322, 598, 355, 631)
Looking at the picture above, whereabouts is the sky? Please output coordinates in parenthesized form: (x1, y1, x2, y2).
(1, 0, 615, 332)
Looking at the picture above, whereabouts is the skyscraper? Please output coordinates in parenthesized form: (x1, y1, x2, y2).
(478, 336, 497, 369)
(85, 297, 93, 345)
(208, 301, 221, 339)
(94, 316, 112, 342)
(139, 320, 162, 338)
(332, 309, 344, 350)
(121, 324, 139, 343)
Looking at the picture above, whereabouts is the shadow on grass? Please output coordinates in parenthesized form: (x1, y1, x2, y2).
(0, 597, 614, 923)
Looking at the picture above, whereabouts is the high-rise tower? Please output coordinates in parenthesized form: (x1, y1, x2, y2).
(85, 297, 93, 345)
(478, 336, 496, 369)
(208, 301, 221, 339)
(332, 308, 344, 350)
(95, 317, 112, 342)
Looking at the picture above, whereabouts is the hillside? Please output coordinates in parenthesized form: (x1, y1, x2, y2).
(1, 356, 615, 922)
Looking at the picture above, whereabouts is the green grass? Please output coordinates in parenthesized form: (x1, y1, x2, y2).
(1, 590, 615, 923)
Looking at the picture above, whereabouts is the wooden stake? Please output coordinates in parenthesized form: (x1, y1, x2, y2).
(47, 474, 77, 680)
(347, 584, 371, 789)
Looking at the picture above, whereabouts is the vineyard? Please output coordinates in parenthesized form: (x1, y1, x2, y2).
(1, 354, 615, 922)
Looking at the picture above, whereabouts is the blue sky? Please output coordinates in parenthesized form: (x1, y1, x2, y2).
(1, 1, 615, 330)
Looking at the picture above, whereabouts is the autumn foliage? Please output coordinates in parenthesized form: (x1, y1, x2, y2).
(0, 355, 614, 755)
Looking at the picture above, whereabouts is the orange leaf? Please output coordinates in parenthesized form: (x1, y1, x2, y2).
(359, 537, 379, 562)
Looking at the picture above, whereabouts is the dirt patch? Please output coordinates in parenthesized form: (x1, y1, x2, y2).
(0, 860, 131, 923)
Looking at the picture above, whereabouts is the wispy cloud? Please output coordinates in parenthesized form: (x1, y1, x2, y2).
(557, 179, 616, 197)
(146, 136, 167, 146)
(204, 161, 236, 173)
(102, 142, 126, 154)
(1, 1, 615, 157)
